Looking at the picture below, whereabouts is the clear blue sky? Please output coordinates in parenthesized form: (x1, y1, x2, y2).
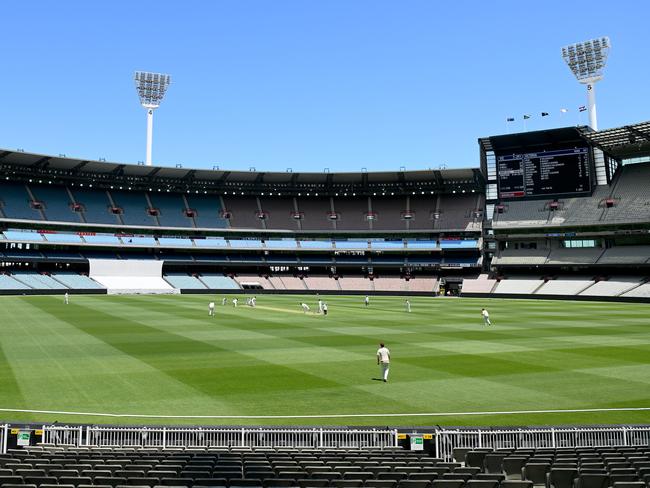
(1, 1, 647, 172)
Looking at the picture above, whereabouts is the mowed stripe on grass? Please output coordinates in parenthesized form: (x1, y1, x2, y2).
(0, 294, 648, 426)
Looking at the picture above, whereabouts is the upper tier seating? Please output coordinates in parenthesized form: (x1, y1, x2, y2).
(546, 248, 604, 265)
(29, 184, 80, 222)
(437, 194, 483, 231)
(598, 246, 650, 265)
(0, 180, 482, 231)
(259, 197, 300, 230)
(333, 197, 371, 231)
(492, 249, 549, 266)
(223, 196, 262, 229)
(110, 190, 157, 227)
(494, 162, 650, 228)
(148, 192, 195, 228)
(0, 183, 44, 220)
(70, 188, 120, 225)
(371, 196, 408, 231)
(185, 194, 229, 228)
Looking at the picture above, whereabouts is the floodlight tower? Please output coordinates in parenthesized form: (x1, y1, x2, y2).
(561, 37, 610, 131)
(134, 71, 171, 166)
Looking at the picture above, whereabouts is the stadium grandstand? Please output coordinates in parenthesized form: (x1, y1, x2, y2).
(2, 10, 650, 477)
(0, 150, 484, 295)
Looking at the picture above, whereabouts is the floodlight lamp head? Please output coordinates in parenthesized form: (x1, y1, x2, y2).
(561, 36, 610, 84)
(134, 71, 171, 109)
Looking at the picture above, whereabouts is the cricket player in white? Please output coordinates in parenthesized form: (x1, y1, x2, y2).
(318, 299, 324, 314)
(251, 296, 256, 307)
(208, 301, 215, 316)
(405, 299, 411, 312)
(322, 302, 328, 315)
(365, 295, 370, 307)
(232, 297, 238, 307)
(64, 292, 69, 305)
(222, 297, 227, 306)
(481, 308, 491, 326)
(300, 302, 310, 313)
(377, 343, 390, 382)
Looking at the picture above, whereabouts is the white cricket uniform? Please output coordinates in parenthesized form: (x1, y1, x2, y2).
(233, 298, 238, 307)
(482, 309, 491, 326)
(209, 302, 215, 316)
(405, 300, 411, 313)
(365, 296, 369, 306)
(251, 297, 256, 307)
(301, 303, 310, 313)
(64, 293, 69, 305)
(322, 303, 328, 315)
(222, 297, 227, 305)
(318, 300, 323, 313)
(377, 346, 390, 381)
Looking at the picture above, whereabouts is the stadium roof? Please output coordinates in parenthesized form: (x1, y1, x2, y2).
(578, 121, 650, 160)
(0, 148, 483, 195)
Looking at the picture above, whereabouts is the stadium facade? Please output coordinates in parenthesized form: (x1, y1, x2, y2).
(0, 121, 648, 299)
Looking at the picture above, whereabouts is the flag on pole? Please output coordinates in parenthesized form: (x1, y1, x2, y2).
(560, 108, 568, 113)
(541, 112, 549, 117)
(506, 117, 515, 122)
(578, 106, 587, 112)
(523, 114, 531, 120)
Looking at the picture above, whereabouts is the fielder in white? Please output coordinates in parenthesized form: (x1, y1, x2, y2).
(300, 302, 310, 313)
(318, 299, 324, 314)
(232, 298, 238, 307)
(365, 295, 370, 307)
(377, 342, 390, 382)
(222, 297, 227, 306)
(481, 308, 491, 326)
(64, 292, 69, 305)
(405, 299, 411, 313)
(208, 301, 215, 316)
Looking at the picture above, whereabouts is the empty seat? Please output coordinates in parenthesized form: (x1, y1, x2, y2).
(522, 463, 550, 487)
(503, 458, 528, 480)
(573, 474, 609, 488)
(484, 454, 508, 474)
(500, 482, 533, 488)
(465, 480, 499, 488)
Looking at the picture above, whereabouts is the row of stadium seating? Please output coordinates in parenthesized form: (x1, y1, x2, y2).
(1, 231, 479, 251)
(491, 247, 650, 266)
(231, 275, 440, 292)
(3, 444, 648, 488)
(0, 181, 483, 231)
(492, 162, 650, 228)
(0, 271, 442, 293)
(0, 272, 103, 290)
(462, 276, 650, 298)
(454, 446, 650, 487)
(2, 251, 479, 267)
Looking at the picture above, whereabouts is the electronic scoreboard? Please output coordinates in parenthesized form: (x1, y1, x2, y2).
(485, 127, 594, 200)
(497, 147, 591, 199)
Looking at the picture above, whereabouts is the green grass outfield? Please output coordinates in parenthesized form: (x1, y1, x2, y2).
(0, 293, 650, 428)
